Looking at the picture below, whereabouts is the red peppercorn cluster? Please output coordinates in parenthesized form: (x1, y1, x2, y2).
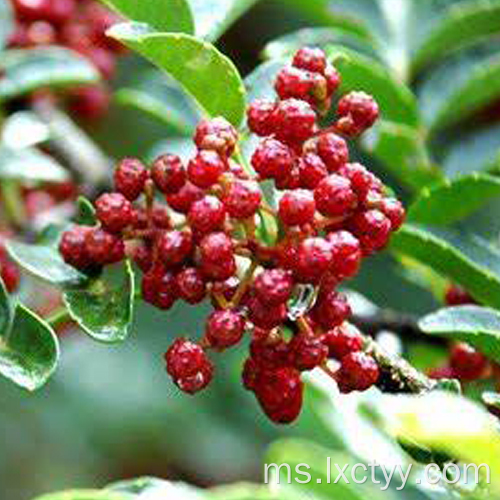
(8, 0, 124, 119)
(59, 47, 405, 424)
(0, 233, 20, 293)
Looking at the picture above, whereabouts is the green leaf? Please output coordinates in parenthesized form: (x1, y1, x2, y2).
(391, 224, 500, 309)
(108, 25, 246, 126)
(0, 146, 69, 183)
(412, 1, 500, 74)
(100, 0, 194, 34)
(333, 47, 420, 128)
(108, 477, 206, 498)
(0, 304, 59, 391)
(408, 173, 500, 225)
(115, 72, 201, 135)
(0, 0, 14, 50)
(63, 261, 135, 343)
(187, 0, 260, 42)
(0, 278, 14, 337)
(262, 27, 379, 61)
(209, 483, 292, 500)
(6, 235, 89, 288)
(419, 305, 500, 363)
(364, 120, 442, 191)
(33, 490, 128, 500)
(0, 47, 99, 100)
(75, 196, 97, 226)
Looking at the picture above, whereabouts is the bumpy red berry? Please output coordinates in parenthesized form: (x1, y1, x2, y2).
(445, 285, 476, 306)
(176, 267, 206, 304)
(294, 237, 333, 283)
(337, 352, 379, 393)
(336, 91, 379, 136)
(316, 133, 349, 172)
(166, 182, 204, 214)
(247, 296, 287, 329)
(95, 192, 133, 233)
(247, 100, 276, 137)
(322, 323, 364, 360)
(59, 225, 92, 270)
(113, 158, 148, 201)
(377, 198, 405, 230)
(194, 117, 238, 157)
(85, 227, 124, 265)
(450, 343, 487, 381)
(339, 163, 383, 203)
(188, 195, 226, 233)
(156, 230, 193, 268)
(298, 153, 328, 189)
(223, 180, 262, 219)
(314, 174, 357, 217)
(251, 138, 295, 181)
(293, 47, 327, 74)
(310, 291, 351, 329)
(278, 189, 316, 226)
(187, 150, 226, 188)
(328, 230, 362, 279)
(206, 309, 246, 348)
(1, 259, 21, 293)
(274, 98, 317, 144)
(290, 334, 328, 371)
(253, 268, 294, 306)
(151, 154, 186, 194)
(349, 209, 391, 255)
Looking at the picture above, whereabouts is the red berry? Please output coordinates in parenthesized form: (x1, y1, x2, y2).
(294, 237, 333, 283)
(187, 150, 226, 188)
(428, 365, 456, 380)
(67, 85, 111, 121)
(338, 163, 383, 203)
(348, 209, 391, 255)
(316, 133, 349, 172)
(85, 228, 124, 265)
(254, 367, 303, 424)
(290, 334, 328, 371)
(253, 268, 294, 306)
(293, 47, 327, 74)
(247, 100, 277, 136)
(247, 296, 287, 329)
(275, 67, 318, 102)
(206, 309, 246, 348)
(188, 195, 226, 233)
(199, 232, 236, 281)
(324, 64, 341, 95)
(275, 166, 301, 190)
(151, 204, 171, 229)
(194, 117, 238, 157)
(310, 291, 351, 329)
(278, 189, 316, 226)
(322, 323, 364, 360)
(156, 229, 193, 268)
(223, 180, 262, 219)
(95, 192, 134, 233)
(151, 154, 186, 194)
(131, 242, 153, 273)
(338, 352, 379, 393)
(165, 338, 213, 394)
(298, 153, 328, 189)
(378, 198, 405, 230)
(450, 343, 487, 381)
(114, 158, 148, 201)
(242, 357, 261, 391)
(336, 91, 379, 136)
(274, 98, 317, 144)
(1, 260, 20, 293)
(176, 267, 206, 304)
(166, 182, 204, 214)
(327, 230, 362, 279)
(314, 174, 357, 217)
(251, 138, 295, 181)
(445, 285, 476, 306)
(59, 225, 92, 270)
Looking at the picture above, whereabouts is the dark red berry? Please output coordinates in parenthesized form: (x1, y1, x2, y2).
(114, 158, 148, 201)
(67, 85, 111, 122)
(85, 228, 124, 265)
(294, 237, 333, 283)
(338, 163, 383, 203)
(254, 367, 303, 424)
(251, 138, 295, 181)
(223, 180, 262, 219)
(131, 241, 153, 272)
(247, 100, 277, 136)
(151, 154, 186, 194)
(377, 198, 405, 230)
(314, 174, 357, 217)
(142, 264, 177, 310)
(253, 268, 294, 306)
(324, 64, 341, 95)
(165, 338, 213, 394)
(336, 91, 379, 136)
(156, 230, 193, 268)
(151, 204, 171, 229)
(250, 337, 290, 369)
(327, 230, 362, 279)
(322, 323, 364, 360)
(247, 296, 287, 329)
(59, 225, 92, 270)
(290, 334, 328, 371)
(348, 209, 391, 255)
(1, 260, 20, 293)
(298, 153, 328, 189)
(275, 67, 318, 102)
(176, 267, 206, 304)
(199, 232, 236, 281)
(166, 182, 204, 214)
(337, 352, 379, 393)
(316, 133, 349, 172)
(188, 195, 226, 233)
(445, 285, 476, 306)
(274, 98, 317, 144)
(310, 291, 351, 329)
(450, 343, 487, 381)
(187, 150, 226, 188)
(275, 166, 301, 190)
(278, 189, 316, 226)
(242, 357, 261, 391)
(293, 47, 327, 74)
(194, 117, 238, 157)
(206, 309, 246, 348)
(95, 192, 134, 233)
